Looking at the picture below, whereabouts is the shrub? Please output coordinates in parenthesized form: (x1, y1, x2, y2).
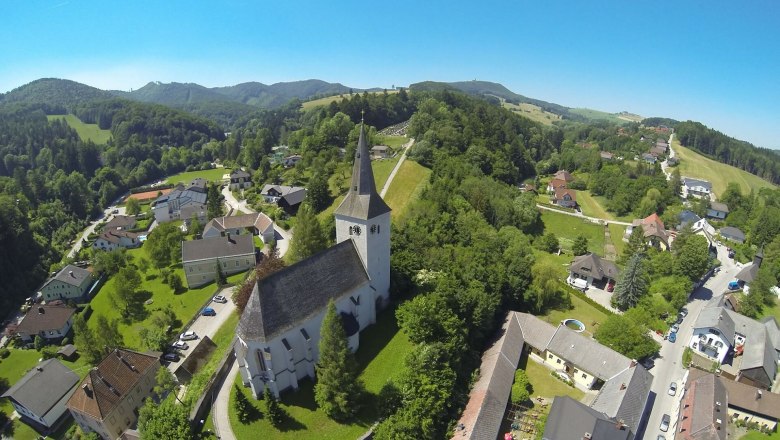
(0, 348, 9, 359)
(61, 337, 71, 346)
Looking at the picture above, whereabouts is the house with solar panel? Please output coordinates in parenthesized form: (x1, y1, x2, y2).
(236, 124, 391, 398)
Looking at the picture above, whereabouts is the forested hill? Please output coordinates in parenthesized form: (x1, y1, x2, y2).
(0, 78, 115, 112)
(674, 120, 780, 185)
(409, 80, 583, 121)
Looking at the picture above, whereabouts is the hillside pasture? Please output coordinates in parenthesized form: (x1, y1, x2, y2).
(383, 160, 431, 221)
(47, 114, 112, 144)
(673, 139, 776, 198)
(541, 210, 604, 255)
(165, 168, 230, 185)
(569, 108, 633, 125)
(501, 101, 561, 126)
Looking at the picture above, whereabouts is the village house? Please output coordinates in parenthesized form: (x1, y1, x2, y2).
(600, 151, 614, 161)
(1, 359, 79, 432)
(720, 226, 746, 244)
(67, 349, 160, 440)
(707, 201, 730, 220)
(103, 215, 136, 231)
(684, 368, 780, 433)
(676, 372, 728, 440)
(180, 205, 208, 228)
(688, 297, 780, 389)
(260, 184, 307, 214)
(568, 253, 619, 289)
(236, 124, 391, 399)
(92, 230, 141, 252)
(152, 182, 207, 224)
(16, 304, 77, 343)
(370, 145, 391, 159)
(186, 178, 208, 194)
(451, 312, 653, 440)
(282, 154, 302, 167)
(625, 213, 670, 250)
(39, 265, 93, 303)
(735, 248, 763, 290)
(202, 212, 275, 243)
(682, 177, 713, 199)
(546, 178, 568, 193)
(553, 187, 577, 208)
(229, 169, 252, 190)
(641, 152, 657, 164)
(553, 170, 574, 182)
(181, 234, 256, 288)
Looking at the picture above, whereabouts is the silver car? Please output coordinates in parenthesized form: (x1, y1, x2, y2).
(668, 382, 677, 396)
(660, 414, 671, 432)
(179, 331, 198, 341)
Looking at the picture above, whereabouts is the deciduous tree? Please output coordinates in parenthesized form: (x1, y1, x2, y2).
(138, 398, 192, 440)
(572, 234, 589, 256)
(288, 203, 327, 262)
(146, 222, 183, 269)
(673, 234, 710, 281)
(595, 314, 660, 359)
(206, 183, 224, 220)
(111, 266, 144, 318)
(125, 198, 141, 216)
(73, 313, 101, 364)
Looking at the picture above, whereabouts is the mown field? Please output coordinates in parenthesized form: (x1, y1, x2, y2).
(540, 210, 605, 255)
(673, 139, 776, 198)
(165, 168, 230, 184)
(569, 108, 637, 125)
(47, 114, 112, 144)
(383, 160, 431, 221)
(501, 101, 561, 126)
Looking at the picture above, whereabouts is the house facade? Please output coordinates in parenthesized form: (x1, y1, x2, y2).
(682, 177, 713, 199)
(181, 234, 256, 288)
(229, 169, 252, 190)
(1, 359, 79, 431)
(707, 202, 730, 220)
(260, 184, 307, 214)
(202, 212, 274, 243)
(152, 183, 207, 224)
(67, 349, 160, 440)
(568, 253, 619, 288)
(16, 304, 77, 343)
(626, 213, 670, 250)
(371, 145, 390, 159)
(553, 188, 577, 208)
(720, 226, 746, 244)
(40, 265, 93, 303)
(92, 230, 141, 252)
(236, 124, 391, 399)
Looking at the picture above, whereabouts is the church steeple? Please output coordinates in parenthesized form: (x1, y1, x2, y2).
(334, 123, 391, 220)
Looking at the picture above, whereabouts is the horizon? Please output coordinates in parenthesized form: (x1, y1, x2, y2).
(2, 0, 778, 149)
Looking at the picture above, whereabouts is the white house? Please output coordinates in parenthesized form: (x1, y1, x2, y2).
(181, 234, 256, 288)
(152, 183, 207, 224)
(236, 124, 391, 398)
(202, 212, 274, 243)
(1, 359, 79, 431)
(92, 230, 141, 252)
(229, 169, 252, 190)
(682, 177, 713, 199)
(40, 265, 93, 303)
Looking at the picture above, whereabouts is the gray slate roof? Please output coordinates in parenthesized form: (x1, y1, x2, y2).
(237, 240, 369, 342)
(334, 124, 391, 220)
(569, 253, 620, 281)
(710, 201, 729, 213)
(181, 234, 255, 262)
(683, 177, 713, 190)
(543, 396, 632, 440)
(513, 312, 557, 350)
(679, 210, 702, 228)
(231, 169, 251, 178)
(546, 326, 633, 380)
(43, 264, 91, 289)
(154, 188, 207, 209)
(719, 226, 745, 242)
(2, 359, 78, 417)
(736, 262, 759, 283)
(694, 306, 736, 343)
(590, 364, 653, 430)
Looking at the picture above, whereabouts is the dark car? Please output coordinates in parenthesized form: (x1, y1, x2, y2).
(660, 414, 671, 432)
(163, 353, 180, 362)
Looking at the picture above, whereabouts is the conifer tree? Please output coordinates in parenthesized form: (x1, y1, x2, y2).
(234, 384, 250, 424)
(206, 183, 224, 220)
(620, 227, 646, 264)
(288, 203, 327, 263)
(314, 300, 363, 421)
(215, 260, 227, 286)
(572, 234, 589, 256)
(613, 253, 649, 311)
(264, 387, 283, 427)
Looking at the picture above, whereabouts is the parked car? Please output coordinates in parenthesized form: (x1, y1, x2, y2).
(180, 331, 198, 341)
(675, 314, 684, 325)
(679, 308, 688, 318)
(660, 414, 671, 432)
(668, 332, 677, 343)
(670, 324, 680, 334)
(668, 382, 677, 396)
(111, 209, 119, 214)
(657, 436, 666, 440)
(172, 341, 189, 350)
(163, 353, 180, 362)
(213, 295, 228, 304)
(201, 307, 216, 316)
(728, 249, 736, 258)
(728, 280, 740, 290)
(606, 281, 615, 292)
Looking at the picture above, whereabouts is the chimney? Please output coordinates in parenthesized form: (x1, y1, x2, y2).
(583, 433, 592, 440)
(227, 232, 234, 244)
(630, 359, 637, 367)
(38, 307, 45, 314)
(620, 383, 627, 390)
(757, 390, 763, 399)
(82, 383, 92, 398)
(716, 419, 722, 429)
(36, 366, 43, 372)
(69, 270, 74, 277)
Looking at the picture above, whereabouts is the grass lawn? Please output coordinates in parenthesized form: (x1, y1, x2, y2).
(371, 156, 400, 193)
(541, 210, 604, 255)
(673, 140, 776, 198)
(577, 190, 614, 221)
(184, 311, 240, 400)
(741, 431, 780, 440)
(569, 108, 634, 125)
(759, 301, 780, 324)
(501, 102, 561, 126)
(88, 246, 245, 349)
(375, 135, 408, 149)
(165, 168, 230, 185)
(228, 307, 413, 440)
(521, 355, 585, 402)
(542, 291, 611, 333)
(609, 223, 627, 257)
(383, 160, 431, 222)
(47, 114, 112, 144)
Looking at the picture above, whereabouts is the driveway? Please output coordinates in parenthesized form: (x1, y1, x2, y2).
(581, 284, 620, 313)
(165, 286, 237, 372)
(640, 259, 742, 439)
(379, 138, 414, 198)
(67, 203, 126, 258)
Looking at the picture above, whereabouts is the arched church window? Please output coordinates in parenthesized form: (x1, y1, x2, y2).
(349, 226, 353, 235)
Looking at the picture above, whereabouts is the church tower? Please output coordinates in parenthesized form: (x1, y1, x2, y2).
(334, 123, 392, 306)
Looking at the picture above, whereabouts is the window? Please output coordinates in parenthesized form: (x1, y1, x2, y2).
(556, 359, 561, 364)
(548, 354, 553, 359)
(582, 373, 587, 379)
(235, 261, 239, 267)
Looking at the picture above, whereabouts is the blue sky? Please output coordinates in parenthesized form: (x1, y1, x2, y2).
(2, 0, 779, 148)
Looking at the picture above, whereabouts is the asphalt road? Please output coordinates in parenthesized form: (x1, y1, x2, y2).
(640, 242, 743, 439)
(67, 204, 126, 258)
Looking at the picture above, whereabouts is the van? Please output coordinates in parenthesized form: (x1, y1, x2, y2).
(569, 278, 588, 291)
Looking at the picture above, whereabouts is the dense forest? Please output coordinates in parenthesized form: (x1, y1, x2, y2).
(675, 120, 780, 184)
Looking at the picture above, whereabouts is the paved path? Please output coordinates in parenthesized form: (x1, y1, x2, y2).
(660, 133, 676, 181)
(379, 138, 414, 198)
(536, 204, 632, 226)
(67, 203, 126, 258)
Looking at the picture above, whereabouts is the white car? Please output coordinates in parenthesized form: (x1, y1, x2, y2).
(668, 382, 677, 396)
(179, 331, 198, 341)
(213, 295, 228, 304)
(172, 341, 189, 350)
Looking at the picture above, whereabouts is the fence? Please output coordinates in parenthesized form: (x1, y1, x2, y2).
(189, 338, 237, 430)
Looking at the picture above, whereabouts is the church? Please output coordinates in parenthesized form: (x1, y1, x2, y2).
(236, 124, 391, 398)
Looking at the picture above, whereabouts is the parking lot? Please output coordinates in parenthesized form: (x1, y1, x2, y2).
(166, 286, 237, 371)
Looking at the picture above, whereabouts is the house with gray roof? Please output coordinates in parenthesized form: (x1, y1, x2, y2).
(260, 184, 307, 214)
(542, 396, 633, 440)
(229, 168, 252, 190)
(237, 124, 391, 399)
(202, 212, 275, 243)
(181, 234, 256, 288)
(2, 359, 79, 431)
(152, 182, 207, 224)
(689, 302, 779, 389)
(736, 248, 763, 286)
(707, 201, 730, 220)
(568, 253, 620, 289)
(39, 265, 93, 303)
(719, 226, 746, 244)
(682, 177, 713, 199)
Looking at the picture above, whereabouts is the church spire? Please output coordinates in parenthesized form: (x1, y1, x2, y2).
(334, 123, 391, 220)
